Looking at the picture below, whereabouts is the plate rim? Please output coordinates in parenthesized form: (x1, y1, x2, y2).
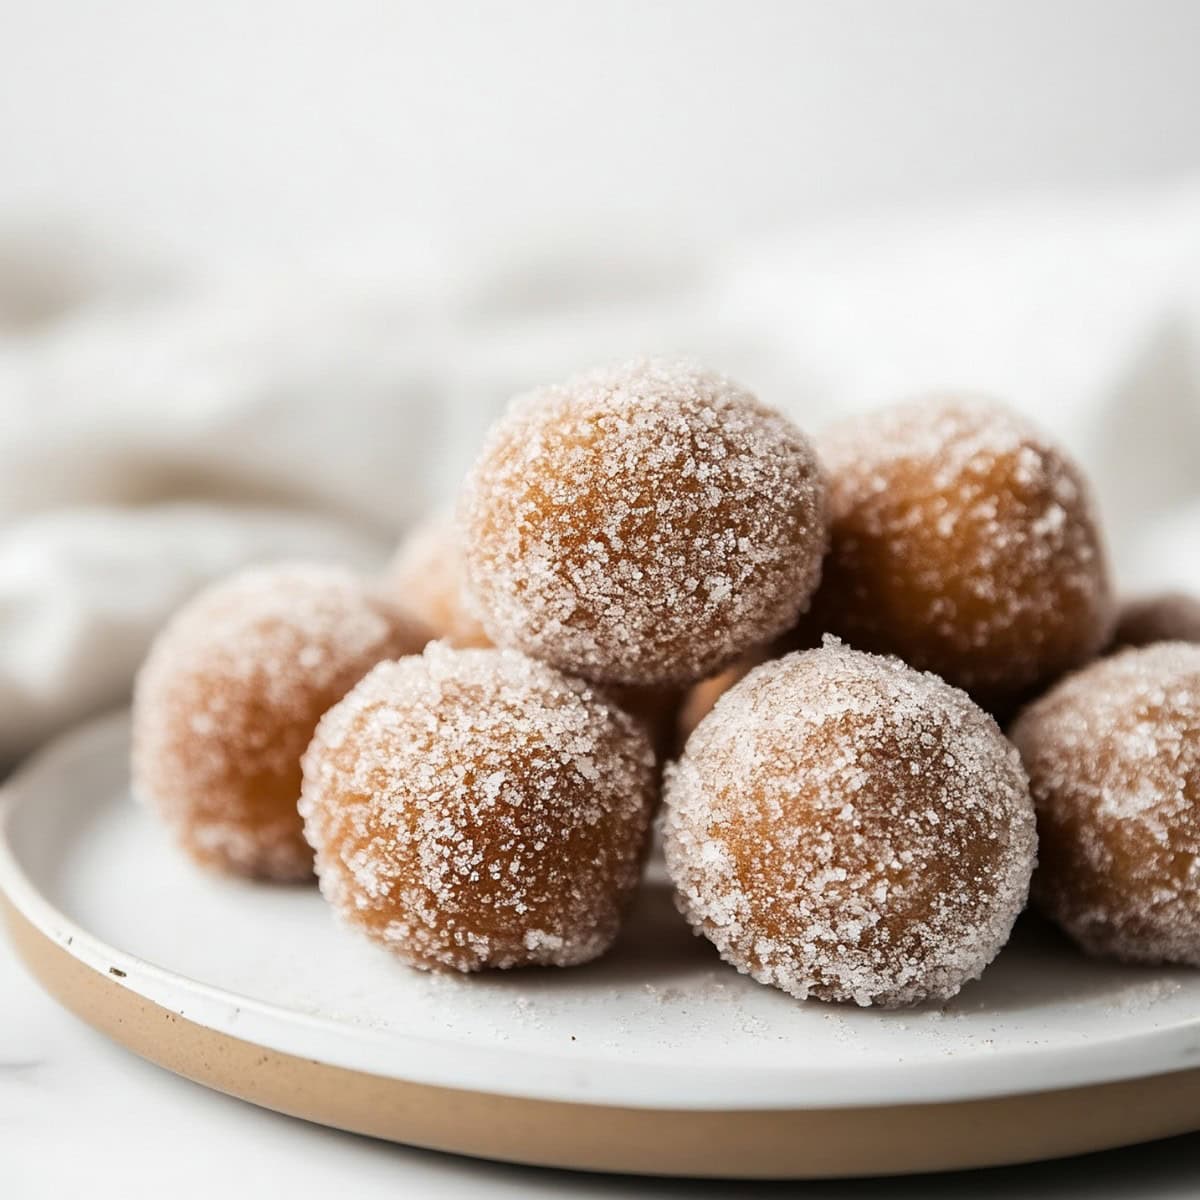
(5, 711, 1200, 1113)
(8, 893, 1200, 1178)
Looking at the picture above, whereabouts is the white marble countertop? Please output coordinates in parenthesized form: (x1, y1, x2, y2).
(3, 936, 1199, 1199)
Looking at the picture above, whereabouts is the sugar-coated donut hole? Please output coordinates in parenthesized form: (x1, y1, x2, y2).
(812, 395, 1115, 715)
(300, 644, 658, 971)
(663, 640, 1037, 1007)
(131, 563, 429, 881)
(1012, 642, 1200, 965)
(384, 512, 492, 649)
(1112, 592, 1200, 651)
(460, 358, 828, 687)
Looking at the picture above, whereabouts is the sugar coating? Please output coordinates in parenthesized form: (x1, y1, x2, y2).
(388, 512, 680, 755)
(459, 358, 828, 687)
(1112, 592, 1200, 651)
(661, 639, 1036, 1007)
(300, 643, 658, 971)
(132, 562, 428, 881)
(676, 658, 764, 752)
(1011, 642, 1200, 965)
(815, 395, 1115, 713)
(677, 610, 826, 749)
(384, 512, 492, 649)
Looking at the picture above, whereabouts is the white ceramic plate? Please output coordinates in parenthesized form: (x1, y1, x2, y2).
(4, 712, 1200, 1177)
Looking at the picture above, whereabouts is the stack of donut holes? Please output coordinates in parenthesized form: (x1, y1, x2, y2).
(133, 359, 1200, 1007)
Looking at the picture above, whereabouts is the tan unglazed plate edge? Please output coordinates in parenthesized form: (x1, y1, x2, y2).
(4, 713, 1200, 1179)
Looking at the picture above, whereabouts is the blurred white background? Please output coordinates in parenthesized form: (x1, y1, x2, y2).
(2, 0, 1200, 761)
(2, 0, 1199, 266)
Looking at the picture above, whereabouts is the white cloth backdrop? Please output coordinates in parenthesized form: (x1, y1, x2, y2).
(2, 181, 1199, 764)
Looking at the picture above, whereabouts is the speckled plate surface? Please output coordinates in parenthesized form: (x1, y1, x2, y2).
(4, 712, 1200, 1178)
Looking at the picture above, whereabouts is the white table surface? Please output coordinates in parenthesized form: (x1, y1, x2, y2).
(3, 936, 1199, 1199)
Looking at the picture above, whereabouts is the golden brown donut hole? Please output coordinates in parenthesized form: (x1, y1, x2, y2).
(663, 641, 1037, 1007)
(132, 563, 428, 881)
(1012, 642, 1200, 965)
(300, 645, 657, 971)
(812, 396, 1116, 715)
(1111, 591, 1200, 651)
(460, 358, 828, 687)
(384, 511, 492, 650)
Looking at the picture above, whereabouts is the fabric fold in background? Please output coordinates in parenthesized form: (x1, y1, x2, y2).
(2, 181, 1199, 765)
